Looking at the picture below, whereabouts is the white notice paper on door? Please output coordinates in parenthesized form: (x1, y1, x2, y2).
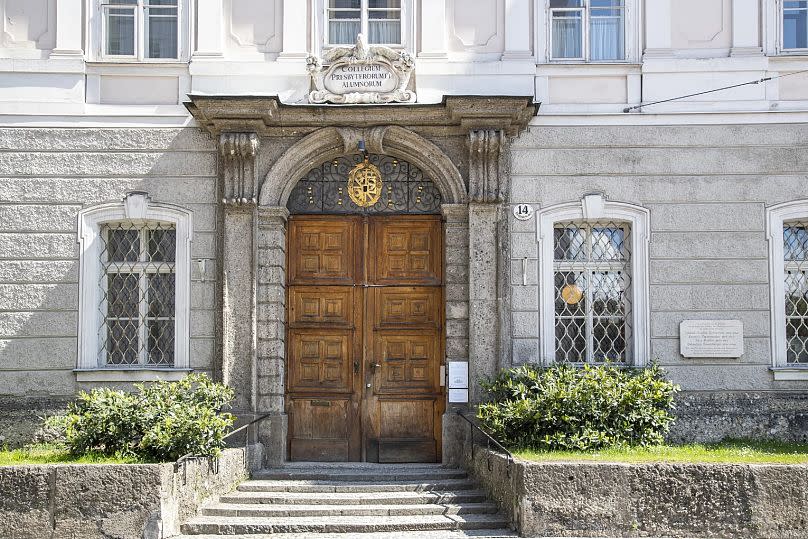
(448, 388, 469, 403)
(448, 361, 469, 389)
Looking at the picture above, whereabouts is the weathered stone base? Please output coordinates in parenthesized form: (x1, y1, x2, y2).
(669, 391, 808, 443)
(0, 396, 70, 447)
(0, 445, 258, 539)
(468, 447, 808, 538)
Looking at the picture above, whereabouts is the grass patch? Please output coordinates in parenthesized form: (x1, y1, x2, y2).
(0, 444, 141, 466)
(516, 440, 808, 464)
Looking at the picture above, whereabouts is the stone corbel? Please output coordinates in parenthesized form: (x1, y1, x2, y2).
(468, 129, 506, 203)
(220, 133, 260, 205)
(336, 126, 389, 155)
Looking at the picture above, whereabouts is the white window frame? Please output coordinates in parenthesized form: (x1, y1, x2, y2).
(766, 200, 808, 380)
(91, 0, 189, 62)
(314, 0, 414, 55)
(779, 0, 808, 53)
(537, 0, 639, 63)
(537, 194, 650, 366)
(77, 192, 192, 382)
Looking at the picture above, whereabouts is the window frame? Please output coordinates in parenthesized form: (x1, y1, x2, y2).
(324, 0, 403, 48)
(766, 200, 808, 380)
(780, 0, 808, 53)
(77, 192, 192, 380)
(539, 0, 637, 63)
(93, 0, 187, 62)
(537, 194, 650, 366)
(315, 0, 414, 55)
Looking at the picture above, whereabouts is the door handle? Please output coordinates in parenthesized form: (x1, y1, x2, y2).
(369, 361, 381, 370)
(353, 361, 360, 374)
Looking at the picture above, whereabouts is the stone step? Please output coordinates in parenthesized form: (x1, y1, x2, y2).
(220, 489, 489, 505)
(174, 531, 517, 539)
(181, 513, 511, 535)
(201, 502, 499, 518)
(253, 468, 468, 482)
(237, 478, 478, 493)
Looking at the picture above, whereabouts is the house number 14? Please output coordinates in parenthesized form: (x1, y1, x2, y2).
(513, 203, 534, 221)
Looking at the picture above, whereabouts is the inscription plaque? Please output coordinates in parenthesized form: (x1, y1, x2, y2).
(680, 319, 744, 358)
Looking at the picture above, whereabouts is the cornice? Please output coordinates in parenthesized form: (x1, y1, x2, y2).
(185, 95, 539, 138)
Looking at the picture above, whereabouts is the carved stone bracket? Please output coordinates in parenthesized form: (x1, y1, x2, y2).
(220, 132, 260, 205)
(468, 129, 505, 203)
(336, 126, 389, 154)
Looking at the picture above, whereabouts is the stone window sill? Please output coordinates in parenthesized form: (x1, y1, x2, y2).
(74, 368, 192, 382)
(770, 367, 808, 381)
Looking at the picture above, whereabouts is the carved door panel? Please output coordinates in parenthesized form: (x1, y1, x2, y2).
(365, 217, 444, 462)
(286, 214, 444, 462)
(287, 216, 362, 461)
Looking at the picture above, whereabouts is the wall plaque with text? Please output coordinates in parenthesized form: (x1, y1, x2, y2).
(680, 319, 744, 358)
(306, 34, 416, 104)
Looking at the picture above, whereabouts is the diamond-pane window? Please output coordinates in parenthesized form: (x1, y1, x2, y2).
(784, 221, 808, 363)
(553, 221, 631, 363)
(99, 222, 176, 366)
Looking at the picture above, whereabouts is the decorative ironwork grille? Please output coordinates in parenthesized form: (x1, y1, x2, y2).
(99, 222, 176, 367)
(553, 221, 632, 363)
(286, 153, 442, 214)
(784, 221, 808, 363)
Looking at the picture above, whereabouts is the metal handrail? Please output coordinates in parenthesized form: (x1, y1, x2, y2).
(173, 411, 273, 471)
(455, 410, 514, 476)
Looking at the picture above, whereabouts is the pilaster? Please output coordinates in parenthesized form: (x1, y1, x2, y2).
(193, 0, 224, 58)
(731, 0, 764, 56)
(278, 0, 309, 61)
(419, 0, 448, 59)
(220, 132, 260, 415)
(50, 0, 84, 58)
(502, 0, 533, 60)
(643, 0, 673, 59)
(467, 129, 506, 404)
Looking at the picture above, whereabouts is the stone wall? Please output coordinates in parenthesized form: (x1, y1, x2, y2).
(468, 447, 808, 538)
(505, 123, 808, 416)
(0, 446, 253, 539)
(0, 127, 219, 445)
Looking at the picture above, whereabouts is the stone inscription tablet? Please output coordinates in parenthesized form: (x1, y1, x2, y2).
(324, 64, 397, 95)
(680, 320, 744, 358)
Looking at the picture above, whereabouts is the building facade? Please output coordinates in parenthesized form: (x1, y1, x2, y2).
(1, 0, 808, 461)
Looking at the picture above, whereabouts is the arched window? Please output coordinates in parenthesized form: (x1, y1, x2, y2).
(286, 153, 442, 215)
(77, 192, 192, 380)
(538, 194, 649, 365)
(767, 200, 808, 379)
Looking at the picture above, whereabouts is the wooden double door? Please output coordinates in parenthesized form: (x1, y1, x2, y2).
(286, 214, 445, 462)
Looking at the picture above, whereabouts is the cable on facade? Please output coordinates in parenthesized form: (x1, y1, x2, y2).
(623, 68, 808, 113)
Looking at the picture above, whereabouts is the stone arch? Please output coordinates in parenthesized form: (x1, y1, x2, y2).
(258, 125, 467, 207)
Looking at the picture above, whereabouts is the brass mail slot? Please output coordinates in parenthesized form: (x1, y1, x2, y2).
(310, 400, 332, 407)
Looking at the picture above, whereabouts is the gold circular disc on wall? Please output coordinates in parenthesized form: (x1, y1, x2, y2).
(347, 159, 383, 208)
(561, 284, 584, 305)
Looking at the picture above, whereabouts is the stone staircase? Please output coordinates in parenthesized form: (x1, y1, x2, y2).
(177, 463, 514, 538)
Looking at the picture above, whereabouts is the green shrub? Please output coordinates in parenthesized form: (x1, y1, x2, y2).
(477, 363, 679, 451)
(46, 373, 235, 462)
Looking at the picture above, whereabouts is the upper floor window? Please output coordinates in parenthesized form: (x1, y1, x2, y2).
(549, 0, 624, 61)
(783, 1, 808, 50)
(101, 0, 179, 59)
(326, 0, 402, 46)
(77, 192, 192, 379)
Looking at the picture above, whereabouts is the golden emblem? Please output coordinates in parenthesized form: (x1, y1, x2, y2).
(561, 284, 583, 305)
(347, 156, 383, 207)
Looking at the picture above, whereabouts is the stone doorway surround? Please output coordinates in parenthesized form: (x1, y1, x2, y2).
(186, 96, 537, 465)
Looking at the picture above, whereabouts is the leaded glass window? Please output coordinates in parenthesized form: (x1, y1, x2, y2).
(553, 221, 632, 363)
(287, 154, 441, 215)
(99, 222, 176, 366)
(785, 221, 808, 363)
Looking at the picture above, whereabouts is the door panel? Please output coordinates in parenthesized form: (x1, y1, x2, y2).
(286, 214, 443, 463)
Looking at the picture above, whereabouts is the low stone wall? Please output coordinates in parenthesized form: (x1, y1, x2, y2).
(468, 447, 808, 538)
(0, 445, 259, 539)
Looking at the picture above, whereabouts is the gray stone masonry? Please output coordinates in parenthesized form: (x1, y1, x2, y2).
(469, 447, 808, 538)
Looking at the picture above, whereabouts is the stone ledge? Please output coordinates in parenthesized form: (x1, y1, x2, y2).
(468, 447, 808, 538)
(0, 446, 259, 539)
